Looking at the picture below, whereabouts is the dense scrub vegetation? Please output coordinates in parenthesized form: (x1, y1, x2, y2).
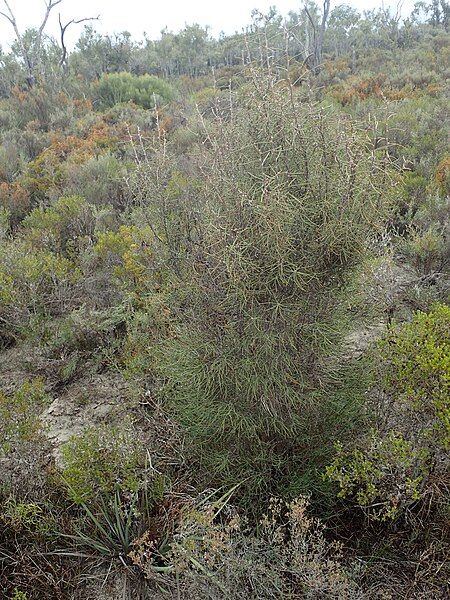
(0, 1, 449, 598)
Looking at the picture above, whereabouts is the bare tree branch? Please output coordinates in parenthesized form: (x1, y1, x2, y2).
(303, 0, 330, 74)
(1, 1, 20, 37)
(0, 0, 97, 84)
(59, 12, 99, 70)
(39, 0, 64, 38)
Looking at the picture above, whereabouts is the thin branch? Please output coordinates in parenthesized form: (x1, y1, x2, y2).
(1, 0, 35, 83)
(0, 10, 14, 27)
(1, 1, 20, 36)
(303, 5, 316, 34)
(39, 0, 64, 38)
(59, 12, 99, 69)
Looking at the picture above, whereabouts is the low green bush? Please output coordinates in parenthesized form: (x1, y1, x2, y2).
(1, 497, 54, 538)
(37, 305, 128, 382)
(326, 432, 430, 521)
(0, 381, 52, 499)
(402, 225, 447, 276)
(380, 303, 450, 447)
(22, 195, 95, 255)
(95, 72, 175, 110)
(61, 154, 127, 208)
(326, 303, 450, 520)
(61, 423, 152, 504)
(0, 240, 81, 344)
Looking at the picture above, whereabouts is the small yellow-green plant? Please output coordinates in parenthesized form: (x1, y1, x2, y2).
(1, 497, 54, 537)
(380, 303, 450, 448)
(61, 424, 145, 504)
(325, 432, 430, 521)
(326, 304, 450, 520)
(94, 225, 155, 299)
(0, 380, 48, 455)
(10, 590, 29, 600)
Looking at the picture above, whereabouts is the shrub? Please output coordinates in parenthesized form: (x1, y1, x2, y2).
(19, 145, 66, 202)
(7, 86, 57, 131)
(326, 432, 431, 521)
(131, 494, 362, 599)
(0, 461, 81, 600)
(402, 225, 447, 275)
(380, 303, 450, 448)
(160, 76, 394, 507)
(400, 192, 450, 277)
(94, 225, 157, 300)
(435, 155, 450, 196)
(0, 139, 23, 182)
(19, 124, 125, 203)
(119, 294, 173, 381)
(0, 381, 51, 499)
(34, 304, 129, 384)
(0, 380, 48, 456)
(22, 195, 95, 255)
(61, 423, 148, 504)
(0, 240, 81, 343)
(62, 154, 127, 207)
(0, 182, 31, 226)
(0, 206, 10, 238)
(1, 497, 53, 537)
(326, 304, 450, 520)
(95, 72, 175, 110)
(386, 96, 448, 180)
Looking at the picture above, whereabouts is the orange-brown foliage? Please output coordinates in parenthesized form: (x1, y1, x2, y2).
(435, 156, 450, 195)
(330, 74, 417, 105)
(0, 182, 31, 220)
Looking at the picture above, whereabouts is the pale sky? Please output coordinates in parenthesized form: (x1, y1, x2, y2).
(0, 0, 416, 49)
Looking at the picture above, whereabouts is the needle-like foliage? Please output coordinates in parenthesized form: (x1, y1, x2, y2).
(160, 75, 395, 506)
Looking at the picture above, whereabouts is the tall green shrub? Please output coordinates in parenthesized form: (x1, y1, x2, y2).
(160, 77, 394, 506)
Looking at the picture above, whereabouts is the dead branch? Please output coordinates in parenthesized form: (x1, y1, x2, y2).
(59, 12, 99, 70)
